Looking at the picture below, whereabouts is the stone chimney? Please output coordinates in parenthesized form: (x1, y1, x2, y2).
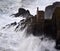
(37, 7, 39, 22)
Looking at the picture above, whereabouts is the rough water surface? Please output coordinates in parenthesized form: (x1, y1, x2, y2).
(0, 0, 60, 51)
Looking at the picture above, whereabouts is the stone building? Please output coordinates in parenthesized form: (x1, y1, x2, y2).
(32, 7, 44, 36)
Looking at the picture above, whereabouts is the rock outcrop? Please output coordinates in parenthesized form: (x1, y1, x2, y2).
(52, 7, 60, 49)
(45, 2, 60, 19)
(12, 8, 32, 18)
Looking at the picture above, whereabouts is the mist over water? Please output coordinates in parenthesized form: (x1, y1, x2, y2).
(0, 0, 60, 51)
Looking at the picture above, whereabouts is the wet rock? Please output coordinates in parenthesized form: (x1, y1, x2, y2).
(11, 8, 32, 18)
(52, 7, 60, 50)
(2, 22, 17, 29)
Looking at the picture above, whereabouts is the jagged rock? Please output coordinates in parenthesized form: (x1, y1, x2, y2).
(2, 22, 17, 29)
(10, 22, 17, 26)
(11, 8, 33, 18)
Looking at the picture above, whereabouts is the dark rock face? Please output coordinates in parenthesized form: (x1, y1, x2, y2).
(45, 2, 60, 49)
(44, 20, 55, 38)
(45, 5, 54, 19)
(53, 2, 60, 7)
(12, 8, 32, 18)
(52, 7, 60, 49)
(45, 2, 60, 19)
(44, 2, 60, 39)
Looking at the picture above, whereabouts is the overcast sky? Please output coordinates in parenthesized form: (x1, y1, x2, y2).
(21, 0, 60, 15)
(38, 0, 60, 10)
(22, 0, 60, 10)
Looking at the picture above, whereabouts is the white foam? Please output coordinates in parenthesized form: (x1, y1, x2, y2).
(0, 0, 59, 51)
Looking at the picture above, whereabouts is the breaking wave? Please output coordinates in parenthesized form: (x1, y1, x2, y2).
(0, 0, 60, 51)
